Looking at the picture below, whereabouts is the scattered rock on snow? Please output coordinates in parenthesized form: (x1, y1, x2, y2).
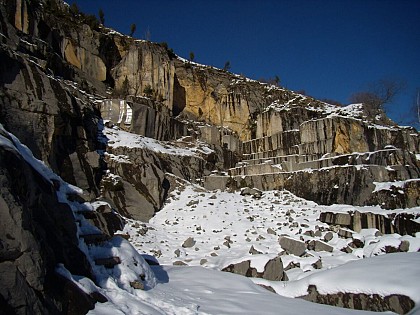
(399, 240, 410, 252)
(323, 231, 334, 242)
(182, 237, 196, 248)
(279, 236, 306, 256)
(312, 259, 323, 269)
(300, 285, 415, 314)
(267, 228, 277, 235)
(249, 245, 263, 255)
(240, 187, 263, 199)
(314, 230, 322, 237)
(338, 228, 354, 238)
(130, 280, 145, 290)
(314, 240, 334, 253)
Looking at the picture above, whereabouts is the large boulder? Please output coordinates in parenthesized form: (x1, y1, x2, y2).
(279, 236, 306, 256)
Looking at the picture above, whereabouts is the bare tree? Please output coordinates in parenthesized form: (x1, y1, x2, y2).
(349, 78, 406, 117)
(144, 27, 151, 41)
(98, 8, 105, 25)
(407, 90, 420, 129)
(417, 91, 420, 127)
(223, 61, 231, 72)
(130, 23, 136, 37)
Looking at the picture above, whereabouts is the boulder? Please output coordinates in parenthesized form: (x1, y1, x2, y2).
(240, 187, 263, 198)
(182, 237, 196, 248)
(323, 231, 334, 241)
(314, 240, 334, 253)
(279, 236, 306, 256)
(222, 256, 285, 281)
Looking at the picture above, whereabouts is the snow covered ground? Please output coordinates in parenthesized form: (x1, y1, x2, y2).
(90, 265, 390, 315)
(4, 122, 420, 314)
(125, 184, 420, 272)
(119, 181, 420, 314)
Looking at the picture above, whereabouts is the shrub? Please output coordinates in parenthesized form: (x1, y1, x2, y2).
(143, 84, 154, 98)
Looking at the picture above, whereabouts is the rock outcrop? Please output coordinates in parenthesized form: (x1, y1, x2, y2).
(320, 211, 420, 236)
(0, 7, 104, 198)
(205, 116, 419, 209)
(300, 285, 414, 315)
(0, 125, 94, 314)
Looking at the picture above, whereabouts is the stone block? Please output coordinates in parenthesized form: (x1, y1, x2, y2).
(279, 236, 306, 256)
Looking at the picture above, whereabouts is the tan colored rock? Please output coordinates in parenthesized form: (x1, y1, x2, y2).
(111, 42, 174, 110)
(14, 0, 29, 33)
(64, 39, 82, 69)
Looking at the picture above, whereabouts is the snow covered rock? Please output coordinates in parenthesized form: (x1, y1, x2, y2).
(277, 253, 420, 314)
(240, 187, 263, 198)
(0, 125, 94, 314)
(302, 285, 414, 314)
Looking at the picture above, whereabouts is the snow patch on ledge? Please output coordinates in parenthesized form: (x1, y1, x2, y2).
(373, 179, 420, 193)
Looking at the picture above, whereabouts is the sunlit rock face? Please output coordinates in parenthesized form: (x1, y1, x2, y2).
(111, 41, 175, 111)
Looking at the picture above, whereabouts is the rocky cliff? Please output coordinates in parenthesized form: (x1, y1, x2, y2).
(0, 0, 419, 314)
(0, 125, 93, 314)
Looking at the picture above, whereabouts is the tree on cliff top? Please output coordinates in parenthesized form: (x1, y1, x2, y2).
(99, 8, 105, 25)
(349, 78, 406, 118)
(130, 23, 136, 37)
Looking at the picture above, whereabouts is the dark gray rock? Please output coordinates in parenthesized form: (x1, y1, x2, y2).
(0, 128, 94, 314)
(338, 228, 354, 239)
(321, 211, 420, 236)
(399, 240, 410, 252)
(249, 245, 263, 255)
(267, 227, 277, 235)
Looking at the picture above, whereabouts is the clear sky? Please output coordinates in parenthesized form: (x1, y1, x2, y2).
(70, 0, 420, 128)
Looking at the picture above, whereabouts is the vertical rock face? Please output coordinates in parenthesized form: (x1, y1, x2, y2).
(0, 1, 107, 197)
(111, 42, 175, 110)
(0, 44, 102, 196)
(102, 138, 214, 221)
(299, 117, 419, 155)
(100, 97, 187, 141)
(62, 33, 107, 82)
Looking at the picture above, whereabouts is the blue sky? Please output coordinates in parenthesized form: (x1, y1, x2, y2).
(71, 0, 420, 127)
